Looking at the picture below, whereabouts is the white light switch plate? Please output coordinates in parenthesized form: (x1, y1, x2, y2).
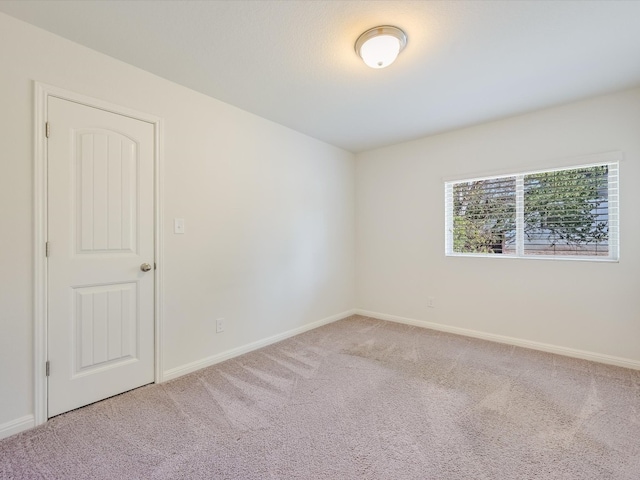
(174, 218, 185, 234)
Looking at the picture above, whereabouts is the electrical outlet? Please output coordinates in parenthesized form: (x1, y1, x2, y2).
(216, 318, 225, 333)
(427, 297, 435, 308)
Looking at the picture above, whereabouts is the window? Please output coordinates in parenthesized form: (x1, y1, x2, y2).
(445, 159, 619, 260)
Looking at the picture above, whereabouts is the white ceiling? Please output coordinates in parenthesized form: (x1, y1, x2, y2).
(2, 1, 640, 153)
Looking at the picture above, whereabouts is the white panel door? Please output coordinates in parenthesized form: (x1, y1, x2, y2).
(47, 97, 155, 417)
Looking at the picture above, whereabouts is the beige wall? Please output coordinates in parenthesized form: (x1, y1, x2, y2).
(356, 87, 640, 364)
(0, 13, 355, 434)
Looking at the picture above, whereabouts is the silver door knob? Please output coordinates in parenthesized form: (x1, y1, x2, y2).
(140, 263, 152, 272)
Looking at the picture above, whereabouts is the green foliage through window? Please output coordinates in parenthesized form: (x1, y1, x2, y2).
(452, 177, 515, 254)
(445, 162, 618, 259)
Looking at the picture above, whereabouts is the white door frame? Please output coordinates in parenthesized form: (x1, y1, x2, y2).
(33, 82, 164, 425)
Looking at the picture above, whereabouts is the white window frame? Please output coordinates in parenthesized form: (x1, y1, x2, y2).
(444, 154, 620, 262)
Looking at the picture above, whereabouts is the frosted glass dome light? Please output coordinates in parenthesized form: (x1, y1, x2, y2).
(355, 26, 407, 69)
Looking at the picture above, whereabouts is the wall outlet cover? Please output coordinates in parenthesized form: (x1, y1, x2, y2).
(216, 318, 225, 333)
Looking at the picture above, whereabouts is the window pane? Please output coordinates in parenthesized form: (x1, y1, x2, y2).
(523, 166, 609, 256)
(452, 177, 516, 254)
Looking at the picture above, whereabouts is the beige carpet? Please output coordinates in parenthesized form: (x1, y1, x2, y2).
(2, 315, 640, 479)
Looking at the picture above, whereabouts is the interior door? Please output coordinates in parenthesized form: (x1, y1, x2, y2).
(47, 96, 155, 417)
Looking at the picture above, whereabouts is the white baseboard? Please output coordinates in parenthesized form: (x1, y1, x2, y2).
(0, 415, 35, 440)
(356, 309, 640, 371)
(163, 309, 356, 381)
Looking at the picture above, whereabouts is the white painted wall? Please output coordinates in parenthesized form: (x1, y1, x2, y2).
(356, 88, 640, 364)
(0, 13, 355, 436)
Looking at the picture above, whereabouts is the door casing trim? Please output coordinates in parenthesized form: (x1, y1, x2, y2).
(34, 82, 164, 425)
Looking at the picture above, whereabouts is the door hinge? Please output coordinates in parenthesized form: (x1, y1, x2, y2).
(45, 241, 50, 257)
(45, 361, 50, 377)
(45, 122, 50, 138)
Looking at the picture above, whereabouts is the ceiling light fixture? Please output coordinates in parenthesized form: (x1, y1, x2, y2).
(355, 25, 407, 69)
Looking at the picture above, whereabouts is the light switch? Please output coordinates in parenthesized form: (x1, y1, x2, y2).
(174, 218, 185, 234)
